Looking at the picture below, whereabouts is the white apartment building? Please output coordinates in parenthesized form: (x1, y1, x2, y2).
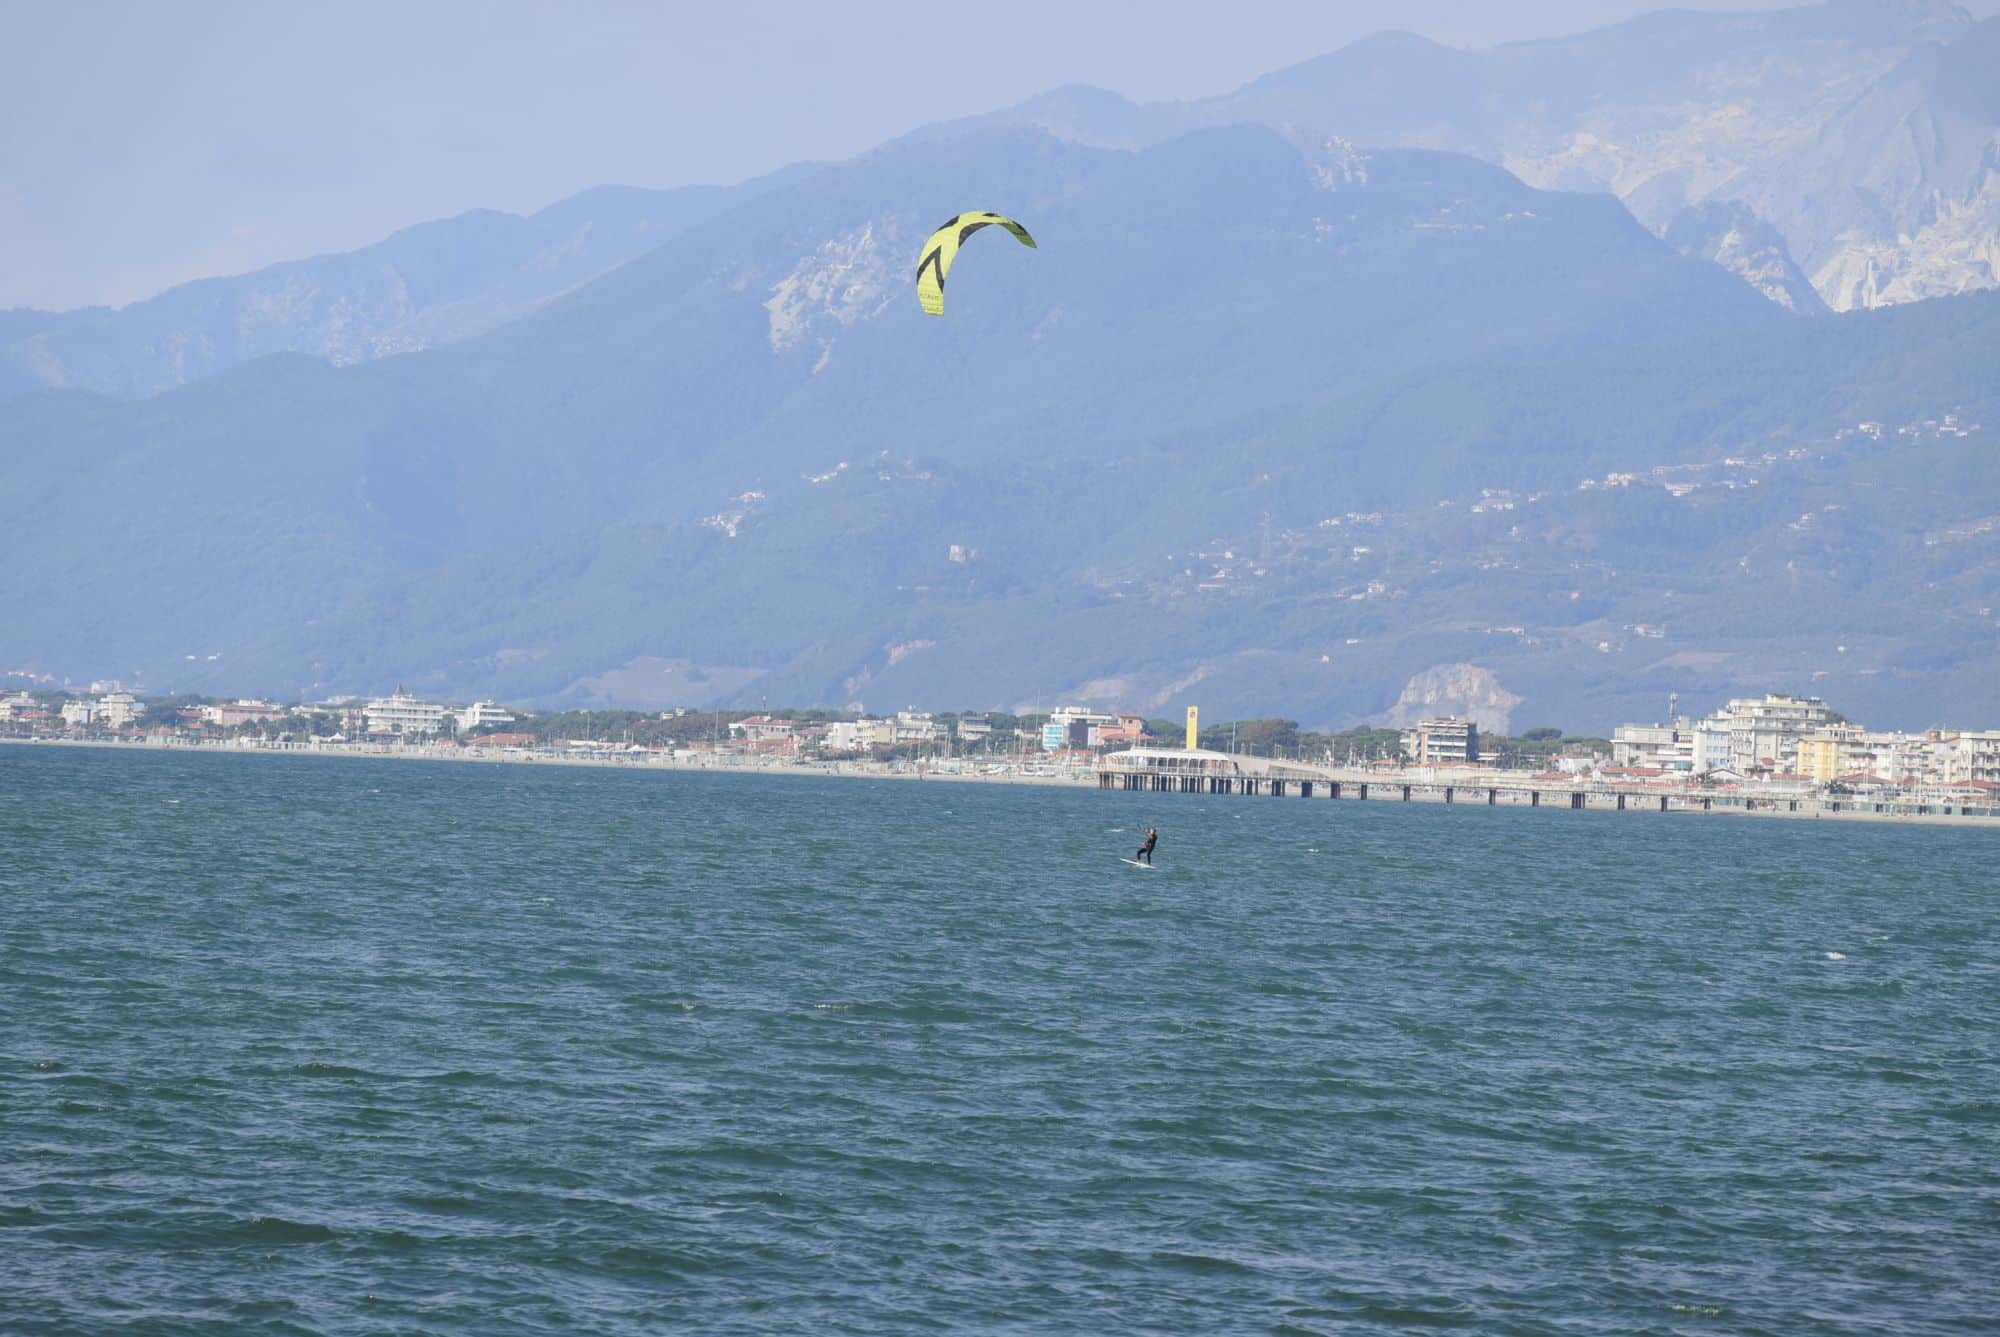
(1043, 707, 1118, 752)
(1619, 695, 1836, 777)
(824, 719, 894, 752)
(364, 687, 447, 735)
(1703, 694, 1834, 773)
(1841, 731, 1952, 786)
(893, 711, 944, 745)
(1946, 730, 2000, 785)
(457, 701, 515, 733)
(1686, 722, 1735, 775)
(58, 693, 152, 730)
(1401, 717, 1479, 765)
(1611, 723, 1693, 772)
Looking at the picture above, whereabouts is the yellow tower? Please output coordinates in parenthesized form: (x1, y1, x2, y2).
(1185, 706, 1199, 750)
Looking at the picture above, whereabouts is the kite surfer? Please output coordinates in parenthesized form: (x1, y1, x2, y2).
(1136, 827, 1158, 866)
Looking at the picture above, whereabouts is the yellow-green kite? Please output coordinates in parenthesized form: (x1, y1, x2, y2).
(914, 212, 1036, 316)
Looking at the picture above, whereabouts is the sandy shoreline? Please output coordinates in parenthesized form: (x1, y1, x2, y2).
(9, 736, 1999, 829)
(0, 735, 1097, 789)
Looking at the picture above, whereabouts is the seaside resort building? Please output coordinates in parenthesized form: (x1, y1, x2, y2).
(729, 716, 800, 753)
(1618, 695, 1836, 778)
(823, 720, 883, 751)
(364, 687, 448, 736)
(201, 700, 286, 728)
(1611, 693, 2000, 790)
(1401, 717, 1479, 765)
(893, 711, 945, 745)
(1714, 694, 1833, 773)
(1042, 708, 1145, 752)
(53, 691, 144, 731)
(1043, 708, 1116, 752)
(1951, 731, 2000, 785)
(1611, 723, 1693, 773)
(457, 701, 515, 733)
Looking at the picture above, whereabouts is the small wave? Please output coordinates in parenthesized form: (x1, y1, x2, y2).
(419, 1069, 498, 1087)
(294, 1061, 382, 1079)
(1151, 1250, 1260, 1276)
(394, 1193, 487, 1217)
(236, 1215, 336, 1245)
(1824, 951, 1847, 961)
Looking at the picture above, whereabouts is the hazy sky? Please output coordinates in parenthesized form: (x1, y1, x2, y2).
(5, 0, 1995, 310)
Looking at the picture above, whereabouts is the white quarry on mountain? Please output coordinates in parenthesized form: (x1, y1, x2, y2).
(763, 222, 900, 353)
(1435, 10, 2000, 311)
(1812, 166, 2000, 309)
(1307, 136, 1370, 192)
(958, 2, 2000, 313)
(1496, 57, 1984, 312)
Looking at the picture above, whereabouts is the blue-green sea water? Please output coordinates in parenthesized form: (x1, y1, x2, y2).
(4, 745, 1998, 1334)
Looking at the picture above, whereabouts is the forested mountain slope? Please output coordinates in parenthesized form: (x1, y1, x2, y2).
(3, 125, 1992, 730)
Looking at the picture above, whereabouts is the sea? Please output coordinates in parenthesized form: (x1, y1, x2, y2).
(4, 744, 1997, 1335)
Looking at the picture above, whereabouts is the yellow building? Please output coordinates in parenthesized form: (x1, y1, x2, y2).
(1797, 731, 1854, 783)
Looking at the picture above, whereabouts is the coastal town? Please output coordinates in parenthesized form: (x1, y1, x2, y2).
(7, 677, 1999, 815)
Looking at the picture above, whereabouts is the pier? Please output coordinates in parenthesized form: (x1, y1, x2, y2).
(1096, 748, 2000, 824)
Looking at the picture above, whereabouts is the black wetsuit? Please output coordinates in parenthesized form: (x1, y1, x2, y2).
(1137, 831, 1157, 864)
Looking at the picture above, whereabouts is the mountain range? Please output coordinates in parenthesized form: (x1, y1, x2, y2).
(0, 166, 814, 402)
(3, 1, 1997, 733)
(8, 2, 2000, 407)
(925, 0, 2000, 314)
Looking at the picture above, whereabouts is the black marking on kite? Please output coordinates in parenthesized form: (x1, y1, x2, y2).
(958, 221, 991, 246)
(917, 247, 947, 293)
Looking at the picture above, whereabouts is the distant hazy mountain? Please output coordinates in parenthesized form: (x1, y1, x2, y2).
(1663, 202, 1827, 314)
(13, 123, 1996, 732)
(924, 1, 2000, 313)
(10, 0, 1989, 409)
(0, 166, 815, 401)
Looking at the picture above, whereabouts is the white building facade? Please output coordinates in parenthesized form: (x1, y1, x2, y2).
(1401, 717, 1479, 765)
(1043, 708, 1118, 752)
(365, 688, 447, 735)
(457, 701, 515, 733)
(1611, 723, 1693, 772)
